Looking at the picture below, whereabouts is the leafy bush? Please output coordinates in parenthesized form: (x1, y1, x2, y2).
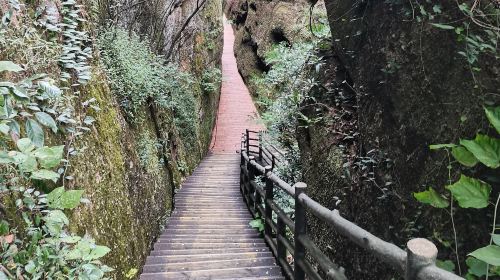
(98, 28, 200, 148)
(137, 132, 162, 176)
(201, 67, 222, 94)
(0, 62, 111, 279)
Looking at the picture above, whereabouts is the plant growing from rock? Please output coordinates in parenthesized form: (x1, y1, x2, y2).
(414, 106, 500, 279)
(0, 62, 112, 279)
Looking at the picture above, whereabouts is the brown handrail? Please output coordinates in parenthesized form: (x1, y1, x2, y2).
(240, 131, 464, 280)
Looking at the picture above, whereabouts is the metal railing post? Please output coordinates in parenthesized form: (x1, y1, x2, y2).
(264, 166, 273, 237)
(294, 182, 307, 280)
(405, 238, 438, 280)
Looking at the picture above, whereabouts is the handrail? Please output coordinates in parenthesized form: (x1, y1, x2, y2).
(240, 130, 464, 280)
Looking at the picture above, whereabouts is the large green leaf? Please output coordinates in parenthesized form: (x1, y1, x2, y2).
(469, 245, 500, 266)
(47, 187, 84, 209)
(0, 61, 23, 73)
(451, 146, 479, 167)
(485, 107, 500, 134)
(16, 138, 35, 153)
(26, 118, 45, 148)
(31, 169, 60, 182)
(460, 134, 500, 168)
(466, 257, 488, 277)
(413, 187, 449, 208)
(436, 259, 455, 273)
(33, 146, 64, 169)
(85, 246, 111, 261)
(446, 175, 491, 208)
(43, 210, 69, 236)
(35, 112, 58, 133)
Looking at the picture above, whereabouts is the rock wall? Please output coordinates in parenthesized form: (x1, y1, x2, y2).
(225, 0, 324, 97)
(0, 0, 223, 278)
(71, 0, 223, 277)
(299, 1, 500, 279)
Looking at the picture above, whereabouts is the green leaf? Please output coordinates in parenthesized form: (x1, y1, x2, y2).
(429, 143, 457, 150)
(35, 112, 58, 133)
(0, 123, 10, 135)
(43, 210, 69, 236)
(431, 23, 455, 30)
(0, 61, 23, 73)
(85, 245, 111, 260)
(436, 259, 455, 272)
(466, 257, 488, 277)
(33, 146, 64, 169)
(451, 146, 479, 167)
(469, 245, 500, 266)
(492, 234, 500, 246)
(249, 219, 264, 232)
(446, 175, 491, 208)
(19, 156, 37, 173)
(414, 187, 449, 208)
(26, 118, 45, 148)
(485, 107, 500, 134)
(461, 135, 500, 168)
(31, 169, 60, 182)
(16, 138, 35, 153)
(47, 187, 84, 209)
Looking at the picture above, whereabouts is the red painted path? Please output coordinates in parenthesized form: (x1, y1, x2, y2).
(210, 17, 263, 154)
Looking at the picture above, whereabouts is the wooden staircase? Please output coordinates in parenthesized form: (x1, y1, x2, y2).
(140, 154, 284, 280)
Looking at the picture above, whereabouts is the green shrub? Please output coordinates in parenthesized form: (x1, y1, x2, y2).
(137, 132, 162, 176)
(97, 27, 200, 148)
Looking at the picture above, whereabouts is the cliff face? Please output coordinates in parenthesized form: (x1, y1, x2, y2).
(72, 0, 223, 276)
(299, 1, 500, 279)
(225, 0, 324, 97)
(0, 0, 223, 277)
(227, 0, 499, 278)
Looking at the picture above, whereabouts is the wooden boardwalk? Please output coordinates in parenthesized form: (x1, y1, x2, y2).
(140, 18, 282, 280)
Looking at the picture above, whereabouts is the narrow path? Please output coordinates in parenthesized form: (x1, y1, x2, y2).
(140, 18, 282, 279)
(210, 17, 263, 154)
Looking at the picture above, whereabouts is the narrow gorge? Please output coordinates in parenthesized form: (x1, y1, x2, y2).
(1, 0, 499, 279)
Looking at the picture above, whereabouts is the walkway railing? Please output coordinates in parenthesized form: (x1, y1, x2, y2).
(240, 130, 463, 280)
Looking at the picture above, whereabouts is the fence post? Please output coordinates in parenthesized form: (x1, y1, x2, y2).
(246, 129, 250, 155)
(264, 166, 273, 237)
(259, 132, 263, 162)
(294, 182, 307, 280)
(405, 238, 438, 280)
(247, 156, 255, 211)
(272, 155, 275, 170)
(277, 215, 286, 267)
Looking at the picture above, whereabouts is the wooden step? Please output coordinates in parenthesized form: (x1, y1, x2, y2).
(145, 252, 273, 264)
(143, 257, 277, 273)
(140, 266, 283, 280)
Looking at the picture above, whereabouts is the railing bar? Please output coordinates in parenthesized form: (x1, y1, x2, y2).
(264, 235, 278, 256)
(299, 194, 406, 272)
(278, 234, 294, 257)
(278, 258, 294, 280)
(297, 259, 323, 280)
(268, 200, 295, 231)
(298, 234, 347, 280)
(264, 216, 278, 233)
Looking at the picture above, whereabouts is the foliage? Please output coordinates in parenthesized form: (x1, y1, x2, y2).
(425, 2, 498, 78)
(414, 106, 500, 278)
(201, 67, 222, 94)
(0, 61, 111, 278)
(98, 28, 200, 147)
(137, 132, 162, 176)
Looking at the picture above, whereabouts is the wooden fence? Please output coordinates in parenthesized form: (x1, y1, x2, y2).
(240, 129, 463, 280)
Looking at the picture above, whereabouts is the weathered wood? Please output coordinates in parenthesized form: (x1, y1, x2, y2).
(141, 154, 282, 279)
